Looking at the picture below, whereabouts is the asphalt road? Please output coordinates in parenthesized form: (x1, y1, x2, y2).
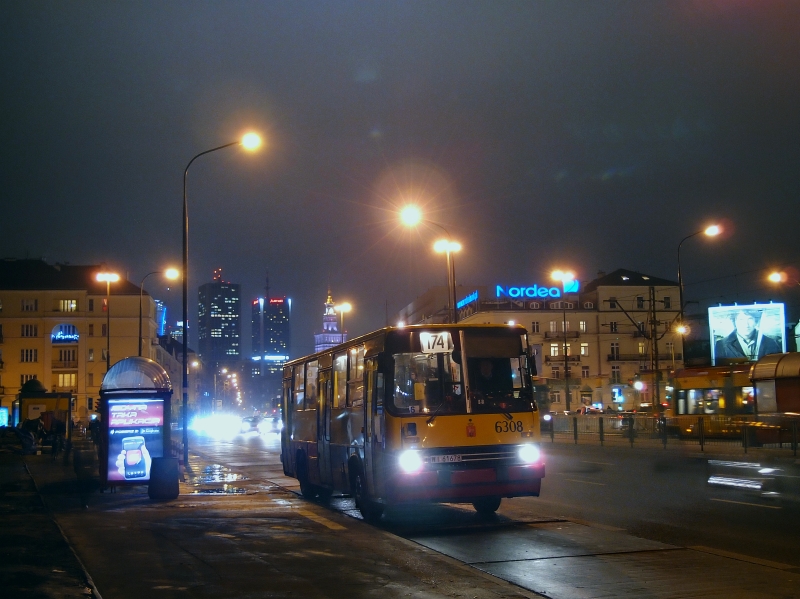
(189, 430, 800, 599)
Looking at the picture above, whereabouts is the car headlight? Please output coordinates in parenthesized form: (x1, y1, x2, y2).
(398, 450, 424, 474)
(543, 414, 552, 421)
(518, 444, 541, 464)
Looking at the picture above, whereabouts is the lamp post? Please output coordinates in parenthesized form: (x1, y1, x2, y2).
(400, 206, 461, 323)
(677, 224, 721, 325)
(334, 302, 352, 339)
(95, 272, 120, 372)
(552, 270, 575, 412)
(138, 268, 179, 357)
(182, 132, 262, 465)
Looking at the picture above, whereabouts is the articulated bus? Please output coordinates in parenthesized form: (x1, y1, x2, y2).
(280, 324, 544, 520)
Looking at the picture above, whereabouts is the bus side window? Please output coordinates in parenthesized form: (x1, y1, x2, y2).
(375, 373, 384, 414)
(348, 346, 365, 407)
(333, 353, 347, 408)
(294, 364, 305, 410)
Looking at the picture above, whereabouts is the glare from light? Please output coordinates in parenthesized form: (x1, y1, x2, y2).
(634, 381, 645, 391)
(398, 450, 424, 474)
(335, 302, 352, 314)
(397, 321, 405, 328)
(704, 225, 721, 237)
(191, 360, 199, 368)
(96, 272, 120, 283)
(189, 414, 242, 439)
(676, 324, 690, 335)
(433, 239, 461, 253)
(518, 444, 541, 464)
(165, 268, 180, 280)
(551, 270, 575, 282)
(508, 320, 515, 326)
(767, 271, 785, 283)
(543, 414, 552, 422)
(241, 132, 262, 151)
(400, 205, 422, 227)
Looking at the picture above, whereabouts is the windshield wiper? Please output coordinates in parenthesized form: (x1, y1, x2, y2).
(426, 400, 447, 425)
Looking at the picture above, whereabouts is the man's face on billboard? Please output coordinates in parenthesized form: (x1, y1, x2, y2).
(734, 312, 757, 339)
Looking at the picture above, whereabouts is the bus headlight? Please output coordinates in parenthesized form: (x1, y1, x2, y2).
(518, 444, 541, 464)
(398, 450, 424, 474)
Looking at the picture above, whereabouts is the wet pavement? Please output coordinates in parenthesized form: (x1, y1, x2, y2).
(4, 428, 800, 599)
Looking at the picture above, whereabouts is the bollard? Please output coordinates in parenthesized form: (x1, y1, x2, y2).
(742, 424, 748, 454)
(599, 417, 604, 447)
(661, 416, 667, 449)
(148, 457, 180, 502)
(550, 418, 555, 443)
(698, 417, 705, 452)
(628, 415, 635, 447)
(573, 417, 578, 445)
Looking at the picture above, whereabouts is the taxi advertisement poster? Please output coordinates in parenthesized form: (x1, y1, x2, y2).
(107, 398, 164, 482)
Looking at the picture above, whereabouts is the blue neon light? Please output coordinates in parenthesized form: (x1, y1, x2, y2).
(456, 290, 478, 309)
(496, 285, 561, 299)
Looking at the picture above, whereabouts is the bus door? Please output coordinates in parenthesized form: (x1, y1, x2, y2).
(317, 369, 333, 488)
(281, 377, 293, 475)
(363, 358, 381, 495)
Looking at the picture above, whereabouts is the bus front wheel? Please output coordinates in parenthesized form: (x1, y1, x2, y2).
(296, 453, 317, 499)
(353, 468, 383, 522)
(472, 496, 501, 515)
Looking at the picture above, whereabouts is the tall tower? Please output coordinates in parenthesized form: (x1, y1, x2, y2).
(314, 289, 347, 352)
(197, 268, 241, 371)
(250, 275, 291, 411)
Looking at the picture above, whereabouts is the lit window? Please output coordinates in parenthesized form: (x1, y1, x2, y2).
(580, 343, 589, 356)
(579, 321, 587, 333)
(550, 343, 559, 357)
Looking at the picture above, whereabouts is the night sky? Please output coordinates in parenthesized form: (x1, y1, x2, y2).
(3, 1, 799, 357)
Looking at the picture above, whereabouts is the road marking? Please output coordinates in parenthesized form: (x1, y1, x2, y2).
(296, 508, 347, 530)
(563, 478, 606, 486)
(709, 498, 781, 509)
(581, 461, 613, 466)
(689, 546, 796, 571)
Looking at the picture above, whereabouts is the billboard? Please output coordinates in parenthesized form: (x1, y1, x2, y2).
(709, 303, 786, 366)
(106, 398, 164, 483)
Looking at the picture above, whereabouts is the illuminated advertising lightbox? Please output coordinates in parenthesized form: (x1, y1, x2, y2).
(106, 398, 164, 483)
(709, 303, 786, 366)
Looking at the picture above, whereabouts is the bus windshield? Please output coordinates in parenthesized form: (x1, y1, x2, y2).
(391, 352, 533, 415)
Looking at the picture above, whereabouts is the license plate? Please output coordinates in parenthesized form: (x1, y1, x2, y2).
(429, 454, 462, 463)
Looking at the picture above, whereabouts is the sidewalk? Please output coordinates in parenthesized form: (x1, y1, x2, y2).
(0, 440, 97, 598)
(1, 435, 544, 599)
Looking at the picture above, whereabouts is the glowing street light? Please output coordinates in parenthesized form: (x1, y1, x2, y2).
(182, 131, 262, 465)
(677, 224, 723, 324)
(95, 272, 120, 372)
(138, 268, 180, 356)
(551, 269, 576, 412)
(334, 302, 352, 334)
(401, 206, 461, 323)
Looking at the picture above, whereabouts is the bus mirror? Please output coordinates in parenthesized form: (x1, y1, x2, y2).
(451, 350, 462, 364)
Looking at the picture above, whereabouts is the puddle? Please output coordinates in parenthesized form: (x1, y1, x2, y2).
(190, 464, 248, 485)
(190, 485, 248, 495)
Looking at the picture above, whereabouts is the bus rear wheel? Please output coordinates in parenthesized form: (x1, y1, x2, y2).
(472, 496, 501, 515)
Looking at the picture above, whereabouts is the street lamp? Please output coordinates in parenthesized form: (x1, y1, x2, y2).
(768, 271, 800, 286)
(677, 224, 721, 325)
(334, 302, 352, 337)
(182, 132, 262, 465)
(552, 270, 576, 412)
(95, 272, 120, 372)
(400, 206, 461, 323)
(138, 268, 179, 356)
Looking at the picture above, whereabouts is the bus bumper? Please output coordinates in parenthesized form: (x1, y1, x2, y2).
(386, 463, 544, 503)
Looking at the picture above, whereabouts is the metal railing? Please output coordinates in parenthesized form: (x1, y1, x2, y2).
(542, 413, 799, 456)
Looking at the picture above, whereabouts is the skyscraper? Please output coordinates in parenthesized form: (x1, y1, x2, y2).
(197, 268, 241, 371)
(250, 276, 291, 411)
(314, 290, 347, 353)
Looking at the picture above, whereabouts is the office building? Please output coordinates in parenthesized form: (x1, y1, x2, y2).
(197, 268, 241, 371)
(250, 283, 291, 411)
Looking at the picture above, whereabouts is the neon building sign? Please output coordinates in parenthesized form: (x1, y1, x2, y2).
(51, 324, 79, 343)
(456, 291, 478, 309)
(496, 278, 579, 299)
